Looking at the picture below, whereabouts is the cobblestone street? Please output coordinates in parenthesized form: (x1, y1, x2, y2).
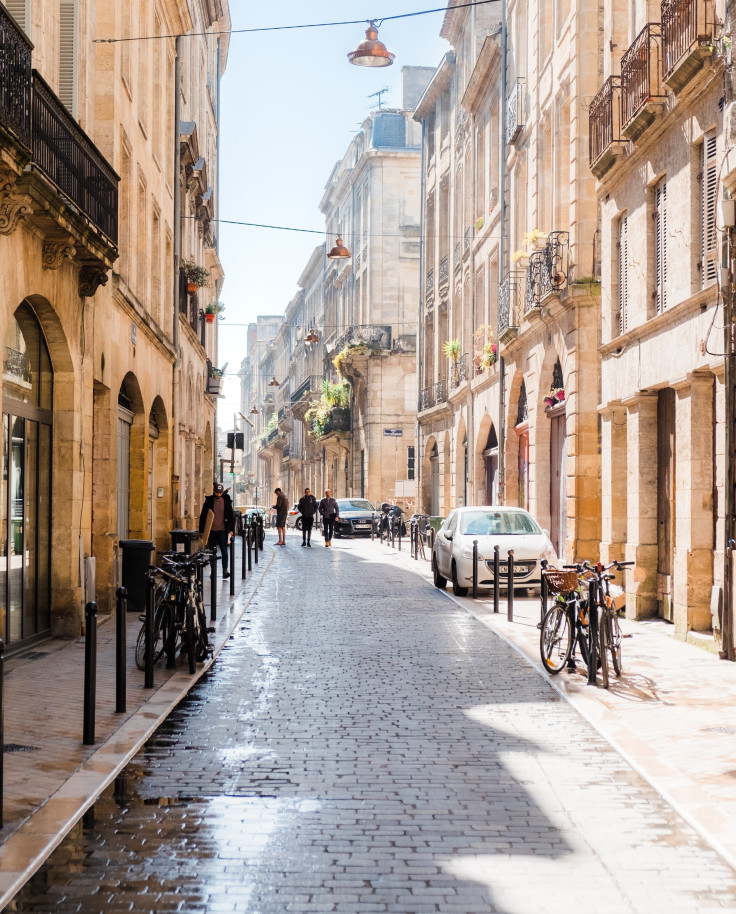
(11, 537, 736, 913)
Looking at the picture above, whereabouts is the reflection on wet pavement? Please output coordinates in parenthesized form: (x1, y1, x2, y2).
(9, 544, 736, 913)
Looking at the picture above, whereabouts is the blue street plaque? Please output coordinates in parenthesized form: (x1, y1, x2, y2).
(383, 428, 403, 437)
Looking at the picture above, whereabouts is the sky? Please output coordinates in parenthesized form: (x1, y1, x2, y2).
(215, 1, 451, 423)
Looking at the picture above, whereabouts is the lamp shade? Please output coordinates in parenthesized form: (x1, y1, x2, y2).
(268, 376, 279, 387)
(348, 21, 394, 68)
(250, 405, 259, 414)
(327, 237, 351, 260)
(305, 328, 320, 343)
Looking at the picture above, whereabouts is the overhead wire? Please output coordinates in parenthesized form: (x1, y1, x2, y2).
(94, 0, 500, 43)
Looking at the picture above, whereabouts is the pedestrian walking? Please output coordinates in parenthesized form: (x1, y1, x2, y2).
(297, 488, 318, 547)
(319, 489, 340, 547)
(198, 482, 234, 578)
(273, 487, 289, 546)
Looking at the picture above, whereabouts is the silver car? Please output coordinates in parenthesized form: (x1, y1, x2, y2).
(432, 506, 557, 596)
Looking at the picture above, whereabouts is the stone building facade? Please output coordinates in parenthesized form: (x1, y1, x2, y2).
(591, 0, 729, 643)
(415, 0, 602, 566)
(0, 0, 228, 646)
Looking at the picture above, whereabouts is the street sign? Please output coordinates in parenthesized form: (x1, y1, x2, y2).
(383, 428, 403, 437)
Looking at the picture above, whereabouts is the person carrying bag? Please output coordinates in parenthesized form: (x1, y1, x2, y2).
(319, 489, 339, 547)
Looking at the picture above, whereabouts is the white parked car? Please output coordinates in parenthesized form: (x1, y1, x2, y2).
(431, 506, 557, 596)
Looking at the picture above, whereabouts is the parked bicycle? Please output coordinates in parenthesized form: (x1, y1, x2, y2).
(586, 560, 632, 688)
(135, 550, 214, 674)
(539, 564, 594, 675)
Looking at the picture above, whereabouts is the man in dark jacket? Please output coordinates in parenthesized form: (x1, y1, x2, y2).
(297, 487, 318, 547)
(273, 487, 289, 546)
(199, 482, 235, 578)
(319, 489, 339, 547)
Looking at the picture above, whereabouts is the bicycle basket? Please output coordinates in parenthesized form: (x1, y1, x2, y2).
(542, 569, 580, 595)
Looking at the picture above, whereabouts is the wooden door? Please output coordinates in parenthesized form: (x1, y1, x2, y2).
(550, 415, 567, 558)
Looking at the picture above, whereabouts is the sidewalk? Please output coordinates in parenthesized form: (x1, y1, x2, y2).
(355, 535, 736, 873)
(0, 540, 275, 908)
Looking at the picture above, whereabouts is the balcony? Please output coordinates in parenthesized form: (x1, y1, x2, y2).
(333, 324, 391, 353)
(589, 76, 626, 177)
(454, 241, 461, 268)
(418, 379, 448, 413)
(438, 255, 449, 291)
(498, 271, 525, 342)
(206, 366, 224, 396)
(662, 0, 714, 93)
(621, 24, 666, 141)
(277, 405, 293, 432)
(290, 374, 322, 405)
(524, 231, 570, 314)
(506, 78, 525, 144)
(310, 406, 350, 440)
(449, 354, 469, 390)
(0, 4, 31, 148)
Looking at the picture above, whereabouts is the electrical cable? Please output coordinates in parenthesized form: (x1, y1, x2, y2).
(94, 0, 500, 43)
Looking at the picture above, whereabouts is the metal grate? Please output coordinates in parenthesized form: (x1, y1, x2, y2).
(4, 743, 39, 753)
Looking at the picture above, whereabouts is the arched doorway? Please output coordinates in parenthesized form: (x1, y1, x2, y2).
(547, 359, 567, 558)
(148, 397, 169, 550)
(117, 374, 144, 540)
(429, 441, 439, 516)
(2, 303, 53, 647)
(482, 423, 498, 505)
(516, 380, 530, 511)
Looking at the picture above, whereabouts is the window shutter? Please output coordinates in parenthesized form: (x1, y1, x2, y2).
(655, 179, 667, 314)
(701, 133, 718, 288)
(3, 0, 26, 30)
(58, 0, 77, 115)
(618, 215, 628, 334)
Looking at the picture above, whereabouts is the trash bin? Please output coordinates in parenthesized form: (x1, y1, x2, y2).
(169, 529, 201, 555)
(119, 539, 155, 613)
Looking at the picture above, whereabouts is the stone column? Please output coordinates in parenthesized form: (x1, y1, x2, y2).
(599, 403, 627, 564)
(673, 373, 715, 636)
(624, 392, 658, 619)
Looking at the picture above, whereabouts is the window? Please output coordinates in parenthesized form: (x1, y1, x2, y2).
(4, 0, 27, 31)
(58, 0, 77, 115)
(654, 177, 667, 314)
(701, 132, 718, 289)
(618, 214, 628, 334)
(407, 446, 415, 481)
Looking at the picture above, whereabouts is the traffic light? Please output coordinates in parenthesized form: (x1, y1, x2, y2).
(227, 432, 234, 449)
(235, 431, 244, 450)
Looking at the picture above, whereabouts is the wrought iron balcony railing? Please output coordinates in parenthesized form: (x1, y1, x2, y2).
(0, 4, 31, 147)
(291, 374, 322, 404)
(418, 379, 448, 412)
(426, 268, 434, 299)
(589, 76, 624, 170)
(438, 255, 449, 288)
(454, 242, 461, 268)
(449, 353, 469, 390)
(464, 227, 472, 252)
(524, 231, 570, 313)
(31, 71, 118, 243)
(333, 324, 391, 353)
(499, 271, 525, 336)
(321, 407, 350, 436)
(506, 78, 525, 144)
(621, 24, 665, 132)
(662, 0, 714, 88)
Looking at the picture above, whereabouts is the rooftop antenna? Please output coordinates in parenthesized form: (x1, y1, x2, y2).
(368, 87, 390, 110)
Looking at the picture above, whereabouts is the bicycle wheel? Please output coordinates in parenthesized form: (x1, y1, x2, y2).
(134, 602, 169, 671)
(196, 604, 209, 662)
(609, 612, 623, 676)
(540, 604, 572, 674)
(599, 611, 609, 689)
(183, 601, 197, 673)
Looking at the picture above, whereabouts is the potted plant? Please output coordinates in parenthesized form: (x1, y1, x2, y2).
(544, 386, 564, 407)
(181, 260, 210, 292)
(473, 325, 496, 373)
(205, 302, 225, 323)
(523, 228, 548, 251)
(207, 366, 224, 395)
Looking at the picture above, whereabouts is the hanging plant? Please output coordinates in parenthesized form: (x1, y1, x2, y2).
(442, 339, 461, 361)
(181, 260, 211, 289)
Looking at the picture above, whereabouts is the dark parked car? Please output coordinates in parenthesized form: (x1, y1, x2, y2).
(333, 498, 376, 537)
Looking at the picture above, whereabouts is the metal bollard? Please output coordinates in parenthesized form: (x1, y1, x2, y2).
(398, 518, 402, 551)
(258, 515, 265, 549)
(430, 526, 436, 555)
(371, 513, 375, 542)
(391, 518, 395, 548)
(83, 601, 98, 744)
(247, 523, 253, 571)
(472, 540, 478, 599)
(413, 523, 418, 560)
(587, 579, 598, 686)
(507, 550, 515, 622)
(210, 551, 217, 622)
(115, 587, 127, 713)
(229, 535, 235, 596)
(144, 574, 155, 690)
(254, 519, 259, 565)
(493, 545, 500, 613)
(0, 638, 4, 828)
(241, 527, 247, 580)
(540, 565, 548, 627)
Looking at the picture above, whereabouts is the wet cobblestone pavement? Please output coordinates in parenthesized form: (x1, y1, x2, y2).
(9, 541, 736, 912)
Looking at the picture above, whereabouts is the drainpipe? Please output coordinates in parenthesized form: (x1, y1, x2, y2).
(172, 36, 182, 524)
(417, 117, 426, 510)
(497, 0, 508, 506)
(723, 225, 735, 660)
